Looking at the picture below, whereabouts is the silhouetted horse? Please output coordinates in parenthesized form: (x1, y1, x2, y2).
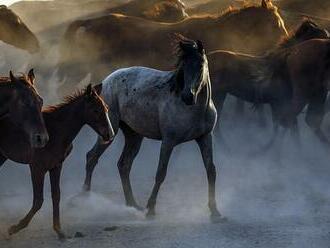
(57, 0, 288, 95)
(0, 85, 114, 239)
(83, 35, 222, 220)
(0, 5, 39, 53)
(210, 34, 330, 146)
(222, 20, 330, 127)
(0, 70, 48, 148)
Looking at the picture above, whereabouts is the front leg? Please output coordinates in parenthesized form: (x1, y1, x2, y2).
(8, 165, 45, 235)
(196, 133, 222, 220)
(50, 165, 65, 239)
(146, 141, 174, 217)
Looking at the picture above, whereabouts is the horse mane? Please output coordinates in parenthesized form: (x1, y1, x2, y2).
(44, 88, 86, 113)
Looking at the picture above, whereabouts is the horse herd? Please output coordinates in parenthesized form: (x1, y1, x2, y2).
(2, 0, 330, 241)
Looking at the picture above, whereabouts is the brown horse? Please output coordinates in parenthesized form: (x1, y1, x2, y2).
(0, 5, 39, 53)
(106, 0, 187, 22)
(229, 20, 330, 125)
(11, 0, 185, 35)
(0, 85, 114, 239)
(0, 70, 48, 148)
(209, 31, 330, 145)
(57, 0, 288, 95)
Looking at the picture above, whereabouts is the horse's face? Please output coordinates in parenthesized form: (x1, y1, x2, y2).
(179, 40, 209, 106)
(8, 70, 48, 148)
(84, 84, 115, 143)
(0, 6, 39, 53)
(295, 21, 330, 40)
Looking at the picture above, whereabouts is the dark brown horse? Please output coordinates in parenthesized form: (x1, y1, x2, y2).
(209, 27, 330, 145)
(229, 20, 330, 124)
(57, 0, 288, 95)
(0, 5, 39, 53)
(0, 70, 48, 148)
(0, 85, 114, 239)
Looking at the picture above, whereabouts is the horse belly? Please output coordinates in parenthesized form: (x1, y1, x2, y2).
(120, 101, 162, 140)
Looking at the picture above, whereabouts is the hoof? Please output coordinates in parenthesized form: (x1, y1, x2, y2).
(145, 208, 156, 219)
(210, 213, 227, 223)
(8, 225, 20, 236)
(57, 232, 67, 241)
(82, 184, 91, 192)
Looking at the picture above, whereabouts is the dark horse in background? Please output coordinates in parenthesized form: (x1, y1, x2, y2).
(231, 20, 330, 125)
(0, 70, 48, 149)
(0, 5, 39, 53)
(209, 23, 330, 147)
(83, 35, 223, 221)
(57, 0, 288, 95)
(0, 85, 114, 239)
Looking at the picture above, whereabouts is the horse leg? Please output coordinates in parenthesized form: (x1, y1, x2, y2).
(289, 118, 301, 148)
(256, 105, 267, 127)
(196, 133, 222, 220)
(146, 141, 174, 217)
(49, 165, 65, 240)
(234, 98, 245, 118)
(305, 90, 329, 145)
(83, 136, 111, 191)
(8, 165, 45, 235)
(117, 124, 143, 210)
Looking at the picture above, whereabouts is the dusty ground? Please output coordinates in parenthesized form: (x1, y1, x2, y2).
(1, 107, 330, 248)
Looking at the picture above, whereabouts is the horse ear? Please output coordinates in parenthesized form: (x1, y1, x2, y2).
(9, 71, 16, 82)
(27, 69, 35, 85)
(196, 40, 204, 54)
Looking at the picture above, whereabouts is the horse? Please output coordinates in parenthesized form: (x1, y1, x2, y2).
(0, 5, 39, 53)
(0, 70, 48, 148)
(0, 84, 114, 239)
(57, 0, 288, 95)
(11, 0, 186, 35)
(82, 35, 222, 220)
(209, 35, 330, 147)
(105, 0, 187, 22)
(226, 20, 330, 127)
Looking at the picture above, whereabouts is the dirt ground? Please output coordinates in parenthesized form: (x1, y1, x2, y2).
(1, 109, 330, 248)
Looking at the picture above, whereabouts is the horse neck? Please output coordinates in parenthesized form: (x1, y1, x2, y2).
(211, 52, 270, 103)
(45, 98, 86, 146)
(0, 83, 12, 117)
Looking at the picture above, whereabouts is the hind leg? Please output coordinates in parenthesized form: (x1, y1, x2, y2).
(146, 141, 174, 217)
(8, 165, 45, 235)
(83, 136, 111, 191)
(117, 124, 143, 210)
(305, 90, 328, 145)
